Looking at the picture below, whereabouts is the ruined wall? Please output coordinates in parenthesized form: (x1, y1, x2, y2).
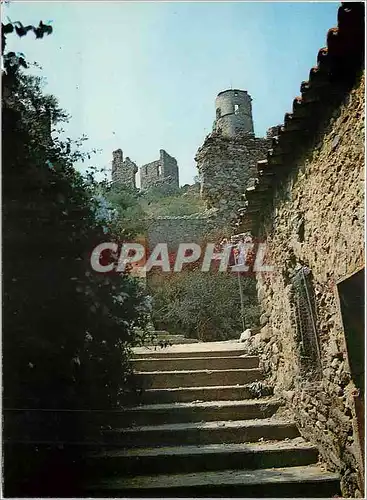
(111, 149, 138, 189)
(146, 213, 218, 253)
(266, 125, 281, 139)
(246, 75, 364, 497)
(195, 132, 271, 223)
(140, 149, 179, 191)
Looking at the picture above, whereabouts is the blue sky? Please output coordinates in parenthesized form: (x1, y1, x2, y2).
(4, 1, 339, 185)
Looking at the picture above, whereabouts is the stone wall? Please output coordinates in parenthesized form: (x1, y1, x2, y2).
(195, 132, 271, 223)
(244, 75, 364, 497)
(111, 149, 138, 189)
(140, 149, 179, 191)
(266, 125, 281, 139)
(146, 213, 218, 253)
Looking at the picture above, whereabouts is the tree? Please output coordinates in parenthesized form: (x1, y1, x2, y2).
(147, 229, 260, 341)
(150, 269, 259, 341)
(2, 20, 151, 496)
(104, 183, 148, 237)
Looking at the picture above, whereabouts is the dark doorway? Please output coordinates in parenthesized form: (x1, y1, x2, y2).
(337, 268, 365, 396)
(337, 267, 365, 493)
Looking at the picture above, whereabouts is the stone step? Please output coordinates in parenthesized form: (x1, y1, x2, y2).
(140, 384, 272, 404)
(102, 398, 281, 427)
(86, 464, 340, 497)
(132, 349, 247, 359)
(86, 437, 319, 477)
(136, 368, 262, 389)
(132, 342, 247, 359)
(3, 399, 281, 438)
(153, 335, 199, 345)
(147, 339, 200, 346)
(132, 355, 259, 372)
(101, 418, 300, 448)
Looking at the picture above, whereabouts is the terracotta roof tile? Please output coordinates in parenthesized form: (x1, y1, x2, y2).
(236, 2, 365, 233)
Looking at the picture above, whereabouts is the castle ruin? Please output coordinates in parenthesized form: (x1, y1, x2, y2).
(196, 88, 271, 222)
(111, 149, 138, 189)
(111, 148, 179, 191)
(140, 149, 179, 191)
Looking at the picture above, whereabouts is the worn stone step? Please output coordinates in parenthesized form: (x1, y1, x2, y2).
(136, 368, 262, 389)
(4, 399, 281, 437)
(132, 342, 247, 359)
(140, 384, 272, 404)
(132, 355, 259, 372)
(153, 334, 199, 345)
(86, 437, 319, 477)
(100, 398, 281, 427)
(102, 418, 300, 448)
(86, 464, 340, 497)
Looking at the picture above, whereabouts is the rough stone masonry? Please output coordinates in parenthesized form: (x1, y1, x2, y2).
(111, 149, 138, 189)
(140, 149, 179, 191)
(196, 89, 271, 224)
(111, 148, 179, 191)
(239, 67, 364, 500)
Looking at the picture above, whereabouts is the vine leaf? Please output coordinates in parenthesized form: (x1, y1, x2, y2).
(2, 23, 14, 34)
(14, 24, 34, 37)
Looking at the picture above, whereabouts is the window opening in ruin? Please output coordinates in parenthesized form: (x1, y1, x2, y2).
(157, 165, 162, 176)
(234, 92, 238, 97)
(216, 108, 221, 119)
(298, 220, 305, 243)
(145, 166, 148, 175)
(291, 266, 322, 380)
(234, 104, 240, 115)
(337, 268, 364, 396)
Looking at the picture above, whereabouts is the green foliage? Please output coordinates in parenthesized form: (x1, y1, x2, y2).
(142, 190, 206, 217)
(104, 179, 205, 224)
(3, 20, 53, 39)
(149, 271, 259, 341)
(2, 18, 171, 497)
(104, 183, 147, 237)
(3, 24, 151, 416)
(2, 20, 53, 84)
(142, 183, 181, 201)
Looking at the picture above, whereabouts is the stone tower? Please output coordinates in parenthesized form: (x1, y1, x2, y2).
(213, 89, 254, 137)
(196, 89, 270, 223)
(111, 149, 138, 189)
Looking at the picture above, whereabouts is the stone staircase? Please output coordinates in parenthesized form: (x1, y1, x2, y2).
(84, 342, 340, 497)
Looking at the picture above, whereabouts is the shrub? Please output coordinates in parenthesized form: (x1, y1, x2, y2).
(149, 269, 259, 341)
(2, 22, 151, 496)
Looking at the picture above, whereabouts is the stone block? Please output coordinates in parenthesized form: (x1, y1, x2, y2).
(260, 325, 272, 342)
(259, 313, 269, 327)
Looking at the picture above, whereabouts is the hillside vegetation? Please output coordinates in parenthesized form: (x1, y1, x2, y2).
(105, 182, 206, 222)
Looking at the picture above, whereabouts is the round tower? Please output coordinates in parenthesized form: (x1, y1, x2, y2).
(213, 89, 254, 137)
